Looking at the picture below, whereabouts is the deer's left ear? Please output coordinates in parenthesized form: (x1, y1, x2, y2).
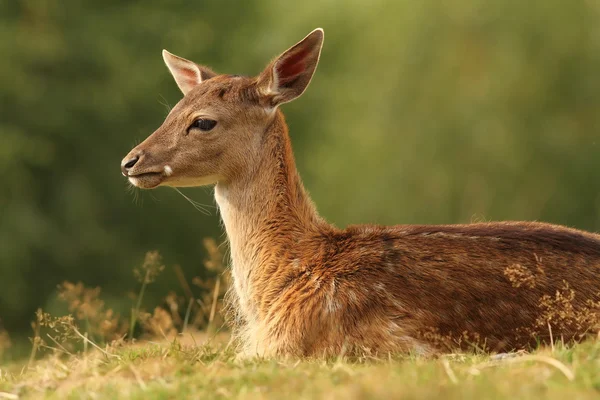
(257, 28, 324, 107)
(162, 50, 217, 95)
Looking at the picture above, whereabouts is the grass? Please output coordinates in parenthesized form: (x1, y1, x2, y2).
(1, 334, 600, 399)
(2, 247, 600, 399)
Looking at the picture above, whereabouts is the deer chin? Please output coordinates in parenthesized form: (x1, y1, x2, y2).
(127, 172, 165, 189)
(161, 174, 222, 188)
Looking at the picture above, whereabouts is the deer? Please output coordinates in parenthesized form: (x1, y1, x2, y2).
(121, 28, 600, 358)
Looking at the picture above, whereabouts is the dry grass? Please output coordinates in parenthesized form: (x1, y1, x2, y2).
(2, 241, 230, 376)
(1, 336, 600, 399)
(503, 262, 600, 345)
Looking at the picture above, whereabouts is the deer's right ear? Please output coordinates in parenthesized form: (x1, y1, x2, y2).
(162, 50, 217, 95)
(257, 28, 324, 107)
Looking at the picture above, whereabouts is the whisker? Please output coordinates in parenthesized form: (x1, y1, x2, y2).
(149, 191, 161, 204)
(171, 187, 211, 215)
(125, 183, 141, 206)
(158, 95, 172, 114)
(130, 136, 142, 148)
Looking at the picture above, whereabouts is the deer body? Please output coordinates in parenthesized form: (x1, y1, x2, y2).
(122, 29, 600, 357)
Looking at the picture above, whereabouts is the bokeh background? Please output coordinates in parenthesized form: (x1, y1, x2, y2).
(2, 0, 600, 356)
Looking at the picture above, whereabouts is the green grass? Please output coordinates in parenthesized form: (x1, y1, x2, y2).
(2, 336, 600, 399)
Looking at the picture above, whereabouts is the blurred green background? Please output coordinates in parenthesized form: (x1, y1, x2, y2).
(1, 0, 600, 351)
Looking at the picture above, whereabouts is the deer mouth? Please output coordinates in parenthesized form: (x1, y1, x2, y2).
(126, 171, 165, 189)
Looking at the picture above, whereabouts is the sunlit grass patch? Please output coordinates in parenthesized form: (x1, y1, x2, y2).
(1, 338, 600, 399)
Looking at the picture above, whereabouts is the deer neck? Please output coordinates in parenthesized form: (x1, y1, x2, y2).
(214, 110, 325, 317)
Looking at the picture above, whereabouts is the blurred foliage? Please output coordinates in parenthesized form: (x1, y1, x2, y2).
(1, 0, 600, 343)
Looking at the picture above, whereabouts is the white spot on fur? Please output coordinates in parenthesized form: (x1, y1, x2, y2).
(347, 289, 358, 303)
(164, 165, 173, 176)
(388, 321, 400, 334)
(311, 276, 321, 289)
(392, 300, 405, 310)
(375, 283, 386, 293)
(326, 280, 341, 314)
(454, 304, 466, 314)
(326, 296, 341, 314)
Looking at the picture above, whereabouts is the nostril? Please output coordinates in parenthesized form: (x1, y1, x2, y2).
(124, 156, 139, 169)
(121, 155, 140, 177)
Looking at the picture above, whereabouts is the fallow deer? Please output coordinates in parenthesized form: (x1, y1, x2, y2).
(121, 28, 600, 357)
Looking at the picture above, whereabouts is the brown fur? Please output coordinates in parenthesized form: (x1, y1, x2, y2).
(122, 29, 600, 357)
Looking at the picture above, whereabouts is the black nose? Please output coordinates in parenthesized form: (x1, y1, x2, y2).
(121, 156, 139, 176)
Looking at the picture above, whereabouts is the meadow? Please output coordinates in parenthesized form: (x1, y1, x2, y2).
(2, 331, 600, 399)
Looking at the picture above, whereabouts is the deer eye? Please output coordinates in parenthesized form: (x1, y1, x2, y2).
(189, 119, 217, 132)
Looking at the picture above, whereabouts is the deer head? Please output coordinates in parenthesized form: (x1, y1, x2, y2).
(121, 28, 324, 189)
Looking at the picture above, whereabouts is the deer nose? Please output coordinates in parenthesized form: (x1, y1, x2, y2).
(121, 155, 140, 176)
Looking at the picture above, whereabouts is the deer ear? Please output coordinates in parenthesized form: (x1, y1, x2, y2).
(162, 50, 217, 95)
(257, 28, 324, 107)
